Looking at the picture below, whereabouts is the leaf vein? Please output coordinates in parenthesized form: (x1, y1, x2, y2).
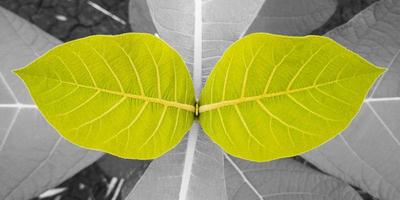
(263, 45, 297, 94)
(90, 46, 125, 92)
(217, 108, 235, 145)
(143, 41, 162, 98)
(234, 105, 265, 148)
(287, 94, 343, 121)
(287, 43, 329, 91)
(101, 101, 149, 146)
(68, 97, 127, 132)
(199, 74, 372, 112)
(113, 42, 145, 95)
(241, 42, 267, 97)
(71, 50, 98, 87)
(52, 90, 101, 117)
(24, 73, 195, 112)
(138, 106, 168, 150)
(256, 100, 317, 137)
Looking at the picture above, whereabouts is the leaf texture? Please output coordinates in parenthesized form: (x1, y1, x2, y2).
(303, 0, 400, 199)
(0, 7, 102, 200)
(15, 33, 196, 160)
(199, 33, 384, 162)
(225, 156, 362, 200)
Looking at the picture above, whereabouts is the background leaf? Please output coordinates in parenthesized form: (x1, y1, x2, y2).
(199, 33, 384, 162)
(303, 0, 400, 199)
(126, 123, 227, 200)
(0, 6, 102, 200)
(16, 33, 196, 160)
(225, 155, 362, 200)
(129, 0, 338, 83)
(244, 0, 337, 36)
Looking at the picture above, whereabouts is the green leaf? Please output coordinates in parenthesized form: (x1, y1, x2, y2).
(15, 33, 196, 160)
(199, 33, 385, 162)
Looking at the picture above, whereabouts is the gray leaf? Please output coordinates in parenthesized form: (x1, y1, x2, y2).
(225, 156, 362, 200)
(303, 1, 400, 199)
(129, 0, 337, 82)
(127, 124, 226, 200)
(0, 7, 102, 200)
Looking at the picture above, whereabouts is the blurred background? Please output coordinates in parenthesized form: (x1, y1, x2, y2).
(0, 0, 380, 199)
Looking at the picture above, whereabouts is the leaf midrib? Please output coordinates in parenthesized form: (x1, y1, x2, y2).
(24, 73, 196, 112)
(64, 80, 195, 112)
(199, 73, 375, 113)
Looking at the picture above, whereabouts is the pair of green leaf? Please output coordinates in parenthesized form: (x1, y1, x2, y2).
(15, 32, 384, 162)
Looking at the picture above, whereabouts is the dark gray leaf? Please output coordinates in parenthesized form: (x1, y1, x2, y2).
(0, 7, 102, 200)
(225, 156, 362, 200)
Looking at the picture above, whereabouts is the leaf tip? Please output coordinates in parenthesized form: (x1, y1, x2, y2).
(13, 67, 24, 77)
(373, 65, 388, 78)
(379, 65, 389, 73)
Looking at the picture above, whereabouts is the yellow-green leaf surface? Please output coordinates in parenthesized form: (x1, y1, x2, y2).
(199, 33, 385, 162)
(15, 33, 196, 160)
